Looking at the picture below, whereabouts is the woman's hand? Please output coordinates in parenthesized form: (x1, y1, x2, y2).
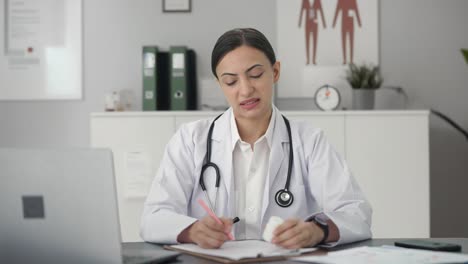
(271, 218, 324, 249)
(177, 215, 233, 249)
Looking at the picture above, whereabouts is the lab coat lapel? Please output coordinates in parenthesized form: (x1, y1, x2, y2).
(262, 110, 290, 221)
(211, 109, 234, 217)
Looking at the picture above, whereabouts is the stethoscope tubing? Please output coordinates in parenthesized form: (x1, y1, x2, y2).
(199, 112, 294, 211)
(199, 113, 224, 212)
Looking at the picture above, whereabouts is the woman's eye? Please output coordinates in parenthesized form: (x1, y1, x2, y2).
(250, 72, 263, 79)
(226, 80, 237, 86)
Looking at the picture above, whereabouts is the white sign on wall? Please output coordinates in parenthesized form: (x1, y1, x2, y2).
(276, 0, 379, 98)
(0, 0, 82, 100)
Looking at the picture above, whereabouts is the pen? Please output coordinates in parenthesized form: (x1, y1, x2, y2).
(257, 249, 301, 258)
(232, 217, 240, 224)
(197, 199, 235, 240)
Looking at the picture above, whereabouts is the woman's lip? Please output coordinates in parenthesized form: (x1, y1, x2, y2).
(240, 98, 260, 105)
(240, 99, 260, 110)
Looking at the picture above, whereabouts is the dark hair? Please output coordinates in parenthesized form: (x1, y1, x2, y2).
(211, 28, 276, 78)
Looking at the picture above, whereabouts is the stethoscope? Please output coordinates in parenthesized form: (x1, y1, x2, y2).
(199, 113, 294, 213)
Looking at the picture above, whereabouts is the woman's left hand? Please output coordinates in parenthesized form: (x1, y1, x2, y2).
(271, 218, 324, 249)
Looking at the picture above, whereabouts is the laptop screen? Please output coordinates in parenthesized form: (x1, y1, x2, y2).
(0, 148, 123, 263)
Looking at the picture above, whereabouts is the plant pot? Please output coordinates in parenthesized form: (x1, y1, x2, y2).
(352, 89, 375, 110)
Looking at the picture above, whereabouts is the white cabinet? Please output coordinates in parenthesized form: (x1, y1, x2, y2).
(91, 114, 175, 242)
(345, 112, 430, 238)
(90, 110, 429, 242)
(288, 112, 345, 156)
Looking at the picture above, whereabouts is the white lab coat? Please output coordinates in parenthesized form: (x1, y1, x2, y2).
(140, 107, 372, 246)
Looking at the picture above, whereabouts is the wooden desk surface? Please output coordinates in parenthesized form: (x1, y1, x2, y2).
(125, 238, 468, 263)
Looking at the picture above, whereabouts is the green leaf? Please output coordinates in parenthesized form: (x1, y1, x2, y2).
(462, 49, 468, 64)
(345, 63, 383, 89)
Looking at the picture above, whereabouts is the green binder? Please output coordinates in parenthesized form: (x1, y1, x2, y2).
(169, 46, 188, 110)
(169, 46, 197, 110)
(142, 46, 158, 111)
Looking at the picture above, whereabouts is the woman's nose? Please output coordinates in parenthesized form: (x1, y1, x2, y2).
(238, 78, 254, 96)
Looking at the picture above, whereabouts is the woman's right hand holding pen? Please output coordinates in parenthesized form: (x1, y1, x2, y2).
(177, 215, 233, 249)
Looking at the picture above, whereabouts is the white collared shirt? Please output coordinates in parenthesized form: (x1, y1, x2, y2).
(231, 108, 276, 239)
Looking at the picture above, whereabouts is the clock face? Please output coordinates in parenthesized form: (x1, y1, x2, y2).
(314, 85, 341, 111)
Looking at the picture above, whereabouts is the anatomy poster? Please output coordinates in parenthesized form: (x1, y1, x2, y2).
(277, 0, 379, 98)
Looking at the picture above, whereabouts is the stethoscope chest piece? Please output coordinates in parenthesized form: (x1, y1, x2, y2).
(202, 113, 296, 210)
(275, 189, 294, 207)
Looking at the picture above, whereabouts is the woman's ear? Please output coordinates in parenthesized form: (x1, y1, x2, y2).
(273, 61, 281, 83)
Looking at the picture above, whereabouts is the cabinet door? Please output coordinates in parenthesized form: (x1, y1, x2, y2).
(91, 116, 175, 242)
(345, 114, 429, 238)
(287, 114, 345, 157)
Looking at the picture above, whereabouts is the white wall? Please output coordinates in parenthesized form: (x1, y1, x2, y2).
(1, 0, 467, 237)
(0, 0, 276, 147)
(379, 0, 468, 237)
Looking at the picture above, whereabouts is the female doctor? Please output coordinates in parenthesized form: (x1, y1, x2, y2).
(140, 28, 372, 249)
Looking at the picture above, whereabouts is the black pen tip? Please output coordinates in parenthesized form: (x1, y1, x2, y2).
(232, 217, 240, 224)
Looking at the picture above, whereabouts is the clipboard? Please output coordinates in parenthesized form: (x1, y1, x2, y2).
(164, 240, 319, 263)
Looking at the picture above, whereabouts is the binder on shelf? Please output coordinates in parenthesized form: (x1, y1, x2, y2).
(169, 46, 197, 110)
(142, 46, 169, 111)
(142, 46, 158, 111)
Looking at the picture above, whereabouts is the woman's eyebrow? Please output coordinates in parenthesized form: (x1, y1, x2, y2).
(245, 64, 264, 73)
(220, 64, 264, 77)
(220, 72, 237, 77)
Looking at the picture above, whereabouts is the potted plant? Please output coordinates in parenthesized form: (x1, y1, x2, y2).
(346, 63, 383, 110)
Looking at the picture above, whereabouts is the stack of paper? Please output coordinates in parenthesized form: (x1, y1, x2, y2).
(292, 246, 468, 264)
(170, 240, 317, 261)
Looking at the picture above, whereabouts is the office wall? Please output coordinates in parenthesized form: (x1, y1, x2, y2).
(379, 0, 468, 237)
(0, 0, 276, 147)
(1, 0, 467, 237)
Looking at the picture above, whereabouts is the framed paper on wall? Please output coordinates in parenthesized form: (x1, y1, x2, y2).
(276, 0, 379, 98)
(163, 0, 191, 13)
(0, 0, 82, 100)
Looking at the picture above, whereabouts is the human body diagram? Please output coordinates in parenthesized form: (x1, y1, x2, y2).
(298, 0, 363, 65)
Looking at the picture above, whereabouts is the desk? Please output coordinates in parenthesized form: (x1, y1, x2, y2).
(124, 238, 468, 263)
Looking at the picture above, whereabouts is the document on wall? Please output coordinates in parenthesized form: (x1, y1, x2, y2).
(124, 150, 152, 199)
(1, 0, 82, 100)
(168, 240, 317, 261)
(6, 0, 64, 56)
(292, 246, 468, 264)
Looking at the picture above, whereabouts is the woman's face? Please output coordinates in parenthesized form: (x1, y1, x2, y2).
(215, 45, 280, 121)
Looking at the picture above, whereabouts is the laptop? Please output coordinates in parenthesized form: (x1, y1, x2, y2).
(0, 148, 180, 264)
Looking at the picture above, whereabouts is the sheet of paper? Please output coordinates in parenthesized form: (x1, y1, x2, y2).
(171, 240, 316, 261)
(2, 0, 82, 100)
(124, 150, 152, 198)
(292, 246, 468, 264)
(172, 53, 185, 69)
